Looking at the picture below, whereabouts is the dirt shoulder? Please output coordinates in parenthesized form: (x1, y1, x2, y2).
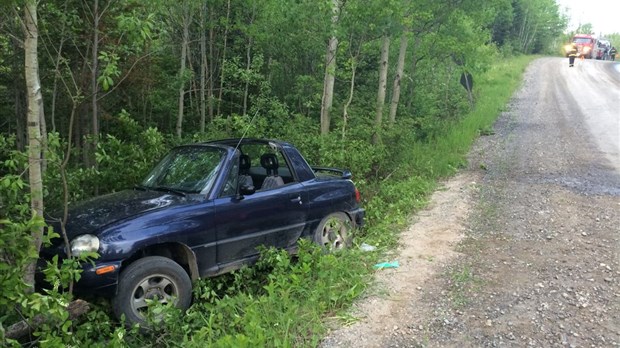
(320, 58, 620, 347)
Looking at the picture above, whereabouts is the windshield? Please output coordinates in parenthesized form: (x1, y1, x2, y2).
(573, 38, 592, 44)
(141, 146, 226, 194)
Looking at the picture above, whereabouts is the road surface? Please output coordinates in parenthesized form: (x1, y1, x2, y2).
(320, 57, 620, 347)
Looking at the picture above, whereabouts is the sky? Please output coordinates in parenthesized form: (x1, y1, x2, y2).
(555, 0, 620, 36)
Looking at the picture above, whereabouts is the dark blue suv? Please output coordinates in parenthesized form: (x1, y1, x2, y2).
(38, 139, 364, 326)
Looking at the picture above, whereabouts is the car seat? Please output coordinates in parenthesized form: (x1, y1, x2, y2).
(260, 153, 284, 190)
(239, 154, 254, 188)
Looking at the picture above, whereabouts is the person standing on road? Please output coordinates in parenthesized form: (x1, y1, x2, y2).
(568, 43, 578, 67)
(610, 46, 617, 61)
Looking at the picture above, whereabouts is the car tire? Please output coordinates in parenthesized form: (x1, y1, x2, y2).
(113, 256, 192, 327)
(313, 212, 352, 251)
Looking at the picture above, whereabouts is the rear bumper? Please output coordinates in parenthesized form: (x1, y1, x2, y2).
(349, 207, 365, 228)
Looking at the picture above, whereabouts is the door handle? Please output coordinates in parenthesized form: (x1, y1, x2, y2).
(290, 195, 302, 205)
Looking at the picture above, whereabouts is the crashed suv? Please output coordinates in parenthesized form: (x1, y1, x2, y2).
(38, 138, 365, 326)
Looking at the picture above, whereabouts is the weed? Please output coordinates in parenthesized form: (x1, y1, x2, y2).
(446, 265, 481, 308)
(478, 127, 495, 136)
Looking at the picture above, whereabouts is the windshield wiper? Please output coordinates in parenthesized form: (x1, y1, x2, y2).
(152, 186, 187, 197)
(134, 184, 150, 191)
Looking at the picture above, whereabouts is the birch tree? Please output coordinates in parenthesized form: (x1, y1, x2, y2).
(175, 2, 192, 138)
(388, 32, 408, 125)
(199, 3, 208, 132)
(216, 0, 231, 116)
(23, 0, 44, 288)
(372, 34, 390, 144)
(319, 0, 341, 135)
(90, 0, 100, 144)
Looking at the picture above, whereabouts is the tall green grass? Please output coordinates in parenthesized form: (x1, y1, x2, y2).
(408, 56, 534, 179)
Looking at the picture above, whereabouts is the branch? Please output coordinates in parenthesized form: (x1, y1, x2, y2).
(5, 299, 90, 340)
(97, 50, 157, 101)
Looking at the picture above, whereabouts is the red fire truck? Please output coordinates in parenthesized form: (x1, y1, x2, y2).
(570, 34, 600, 59)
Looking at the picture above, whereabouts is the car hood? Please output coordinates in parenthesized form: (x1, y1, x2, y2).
(49, 189, 189, 240)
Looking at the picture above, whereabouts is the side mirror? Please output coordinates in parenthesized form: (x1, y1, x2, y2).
(239, 184, 255, 196)
(235, 184, 255, 200)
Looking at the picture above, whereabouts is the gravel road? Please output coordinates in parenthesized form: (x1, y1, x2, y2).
(320, 57, 620, 347)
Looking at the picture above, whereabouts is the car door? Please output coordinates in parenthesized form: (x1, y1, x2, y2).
(213, 182, 308, 265)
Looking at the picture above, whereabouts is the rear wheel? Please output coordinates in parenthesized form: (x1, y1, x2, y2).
(314, 212, 352, 251)
(113, 256, 192, 327)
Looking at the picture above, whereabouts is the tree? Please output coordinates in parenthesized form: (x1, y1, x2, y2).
(216, 0, 231, 117)
(199, 2, 208, 131)
(320, 0, 341, 135)
(372, 34, 389, 144)
(23, 0, 45, 288)
(509, 0, 565, 53)
(90, 0, 101, 147)
(175, 1, 192, 138)
(388, 32, 408, 125)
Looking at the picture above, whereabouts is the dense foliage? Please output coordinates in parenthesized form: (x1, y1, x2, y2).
(1, 0, 567, 149)
(0, 0, 576, 346)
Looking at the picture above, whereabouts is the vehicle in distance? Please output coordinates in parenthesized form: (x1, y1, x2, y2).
(571, 33, 599, 59)
(596, 39, 611, 60)
(38, 138, 365, 326)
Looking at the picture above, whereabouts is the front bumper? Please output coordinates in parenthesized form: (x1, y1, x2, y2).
(36, 258, 122, 297)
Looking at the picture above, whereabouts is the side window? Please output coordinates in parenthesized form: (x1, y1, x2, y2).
(219, 161, 239, 197)
(274, 151, 294, 181)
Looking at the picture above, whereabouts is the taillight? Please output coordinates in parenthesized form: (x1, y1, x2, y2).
(354, 188, 361, 203)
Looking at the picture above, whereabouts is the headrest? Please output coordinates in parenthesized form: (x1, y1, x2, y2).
(240, 154, 251, 171)
(260, 153, 279, 171)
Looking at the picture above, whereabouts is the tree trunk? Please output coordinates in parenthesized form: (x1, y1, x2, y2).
(320, 36, 338, 135)
(320, 0, 340, 135)
(23, 0, 45, 289)
(208, 8, 215, 121)
(406, 36, 421, 110)
(373, 34, 390, 144)
(91, 0, 99, 143)
(88, 0, 100, 194)
(39, 90, 47, 173)
(199, 3, 207, 132)
(242, 5, 256, 116)
(14, 79, 25, 151)
(342, 57, 356, 141)
(524, 23, 539, 53)
(12, 36, 26, 151)
(176, 6, 191, 138)
(389, 32, 408, 125)
(51, 50, 61, 133)
(216, 0, 231, 116)
(6, 300, 90, 340)
(186, 47, 197, 117)
(519, 10, 529, 52)
(243, 37, 252, 115)
(342, 36, 362, 141)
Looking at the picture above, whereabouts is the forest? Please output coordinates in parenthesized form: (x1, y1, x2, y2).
(1, 0, 569, 346)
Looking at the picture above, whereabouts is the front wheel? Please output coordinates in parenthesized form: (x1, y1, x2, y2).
(113, 256, 192, 327)
(314, 212, 352, 251)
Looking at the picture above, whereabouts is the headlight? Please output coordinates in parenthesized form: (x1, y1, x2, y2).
(583, 47, 590, 52)
(70, 234, 100, 256)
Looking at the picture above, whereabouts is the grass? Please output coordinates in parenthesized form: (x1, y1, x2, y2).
(446, 265, 480, 308)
